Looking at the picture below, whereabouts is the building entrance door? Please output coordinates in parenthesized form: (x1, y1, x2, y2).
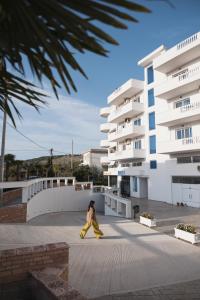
(120, 176, 130, 197)
(182, 188, 200, 207)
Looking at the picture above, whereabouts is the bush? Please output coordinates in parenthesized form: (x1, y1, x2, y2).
(176, 223, 196, 234)
(141, 212, 154, 220)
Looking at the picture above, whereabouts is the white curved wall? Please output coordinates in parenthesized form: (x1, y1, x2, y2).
(27, 186, 104, 221)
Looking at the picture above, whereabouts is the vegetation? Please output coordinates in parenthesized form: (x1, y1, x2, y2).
(73, 165, 107, 185)
(141, 212, 154, 220)
(176, 224, 197, 234)
(0, 0, 150, 124)
(3, 153, 107, 184)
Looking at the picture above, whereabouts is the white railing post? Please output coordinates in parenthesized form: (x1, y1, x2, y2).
(50, 180, 53, 188)
(22, 187, 28, 203)
(57, 179, 60, 187)
(72, 179, 76, 186)
(126, 201, 132, 219)
(65, 179, 68, 186)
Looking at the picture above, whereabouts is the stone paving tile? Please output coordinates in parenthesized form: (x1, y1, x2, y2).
(93, 279, 200, 300)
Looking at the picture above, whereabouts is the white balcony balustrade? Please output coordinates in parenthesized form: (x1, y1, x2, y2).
(100, 123, 116, 133)
(104, 192, 132, 218)
(154, 32, 200, 73)
(107, 79, 144, 105)
(158, 136, 200, 154)
(100, 139, 110, 148)
(109, 123, 145, 142)
(100, 107, 111, 117)
(112, 148, 146, 161)
(108, 100, 144, 123)
(155, 63, 200, 99)
(157, 101, 200, 126)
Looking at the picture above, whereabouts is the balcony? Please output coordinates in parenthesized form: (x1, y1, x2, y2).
(110, 148, 146, 161)
(108, 101, 144, 123)
(100, 139, 110, 148)
(100, 123, 111, 133)
(155, 64, 200, 100)
(154, 32, 200, 73)
(100, 107, 111, 117)
(109, 124, 145, 142)
(158, 136, 200, 154)
(100, 156, 109, 165)
(107, 79, 144, 105)
(157, 101, 200, 127)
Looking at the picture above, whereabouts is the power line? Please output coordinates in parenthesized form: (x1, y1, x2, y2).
(0, 116, 67, 155)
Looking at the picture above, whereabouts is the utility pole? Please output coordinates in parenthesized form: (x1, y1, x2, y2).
(71, 139, 73, 172)
(0, 101, 7, 204)
(50, 148, 53, 165)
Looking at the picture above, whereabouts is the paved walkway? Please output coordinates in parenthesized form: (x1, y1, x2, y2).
(131, 197, 200, 236)
(94, 278, 200, 300)
(1, 212, 200, 298)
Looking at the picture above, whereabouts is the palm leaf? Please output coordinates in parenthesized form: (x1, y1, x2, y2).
(0, 0, 152, 123)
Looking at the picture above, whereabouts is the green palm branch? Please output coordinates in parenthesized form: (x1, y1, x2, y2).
(0, 0, 151, 123)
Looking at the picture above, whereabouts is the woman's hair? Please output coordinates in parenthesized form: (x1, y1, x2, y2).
(88, 200, 95, 211)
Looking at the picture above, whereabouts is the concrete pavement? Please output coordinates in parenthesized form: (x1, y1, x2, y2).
(1, 212, 200, 298)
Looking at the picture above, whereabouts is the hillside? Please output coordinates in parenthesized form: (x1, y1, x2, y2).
(25, 154, 82, 166)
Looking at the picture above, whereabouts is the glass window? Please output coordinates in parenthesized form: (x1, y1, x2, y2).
(177, 157, 192, 164)
(172, 176, 200, 184)
(175, 98, 190, 109)
(150, 160, 157, 169)
(134, 140, 142, 149)
(134, 118, 141, 126)
(149, 135, 156, 154)
(149, 112, 155, 130)
(175, 127, 192, 140)
(193, 156, 200, 163)
(147, 66, 154, 84)
(133, 177, 138, 192)
(148, 89, 154, 107)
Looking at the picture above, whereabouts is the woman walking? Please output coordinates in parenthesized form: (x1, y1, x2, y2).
(80, 200, 103, 239)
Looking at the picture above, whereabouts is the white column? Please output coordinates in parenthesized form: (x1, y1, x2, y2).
(57, 179, 60, 187)
(22, 187, 28, 203)
(50, 180, 53, 188)
(72, 179, 75, 186)
(108, 176, 110, 187)
(64, 179, 68, 186)
(126, 200, 132, 219)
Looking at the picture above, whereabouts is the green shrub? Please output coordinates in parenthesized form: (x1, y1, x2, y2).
(141, 212, 154, 220)
(176, 223, 196, 234)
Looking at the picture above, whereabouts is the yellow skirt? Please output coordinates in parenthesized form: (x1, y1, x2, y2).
(80, 220, 103, 239)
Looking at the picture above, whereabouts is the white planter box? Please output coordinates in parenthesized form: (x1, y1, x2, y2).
(174, 228, 200, 244)
(140, 216, 156, 227)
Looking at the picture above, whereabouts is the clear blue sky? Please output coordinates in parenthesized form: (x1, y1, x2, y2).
(2, 0, 200, 160)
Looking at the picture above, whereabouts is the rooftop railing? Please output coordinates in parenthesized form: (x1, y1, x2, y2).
(177, 33, 199, 50)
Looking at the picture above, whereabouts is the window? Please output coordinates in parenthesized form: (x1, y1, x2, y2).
(147, 66, 154, 84)
(177, 157, 192, 164)
(134, 118, 141, 126)
(134, 140, 142, 149)
(172, 176, 200, 184)
(133, 177, 138, 192)
(193, 156, 200, 163)
(148, 89, 154, 107)
(149, 112, 155, 130)
(175, 98, 190, 109)
(150, 160, 157, 169)
(132, 162, 142, 167)
(175, 127, 192, 140)
(149, 135, 156, 154)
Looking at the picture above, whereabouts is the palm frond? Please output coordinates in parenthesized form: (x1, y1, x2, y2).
(0, 0, 150, 98)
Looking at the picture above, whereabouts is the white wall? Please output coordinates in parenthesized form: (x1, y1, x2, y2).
(27, 186, 104, 221)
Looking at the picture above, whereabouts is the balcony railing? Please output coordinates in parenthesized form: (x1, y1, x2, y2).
(108, 100, 144, 123)
(177, 33, 198, 50)
(157, 101, 200, 126)
(109, 123, 145, 142)
(158, 136, 200, 154)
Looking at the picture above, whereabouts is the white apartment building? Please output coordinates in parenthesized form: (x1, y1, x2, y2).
(82, 148, 108, 168)
(100, 31, 200, 208)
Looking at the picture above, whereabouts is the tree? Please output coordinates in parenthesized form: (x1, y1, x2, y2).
(4, 153, 15, 181)
(14, 159, 24, 181)
(0, 0, 150, 124)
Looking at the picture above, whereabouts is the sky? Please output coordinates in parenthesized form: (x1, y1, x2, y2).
(1, 0, 200, 160)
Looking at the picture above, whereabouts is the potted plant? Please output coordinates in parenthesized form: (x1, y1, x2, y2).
(140, 212, 156, 227)
(174, 224, 200, 244)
